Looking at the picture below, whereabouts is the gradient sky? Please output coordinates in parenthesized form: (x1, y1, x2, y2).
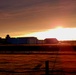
(0, 0, 76, 38)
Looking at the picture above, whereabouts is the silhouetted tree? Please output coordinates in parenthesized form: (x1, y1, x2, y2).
(5, 34, 10, 39)
(5, 34, 11, 44)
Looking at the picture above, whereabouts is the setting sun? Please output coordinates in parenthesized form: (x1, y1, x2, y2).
(22, 27, 76, 41)
(55, 26, 63, 29)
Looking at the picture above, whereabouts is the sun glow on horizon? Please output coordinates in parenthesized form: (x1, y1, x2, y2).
(22, 27, 76, 41)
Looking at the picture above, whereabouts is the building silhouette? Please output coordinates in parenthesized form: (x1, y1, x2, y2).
(0, 35, 59, 44)
(44, 38, 58, 44)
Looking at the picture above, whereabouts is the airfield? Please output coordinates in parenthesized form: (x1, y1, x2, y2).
(0, 43, 76, 75)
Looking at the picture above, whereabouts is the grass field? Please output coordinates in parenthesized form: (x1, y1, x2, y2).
(0, 44, 76, 75)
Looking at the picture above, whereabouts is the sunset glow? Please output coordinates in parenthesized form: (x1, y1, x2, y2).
(23, 27, 76, 41)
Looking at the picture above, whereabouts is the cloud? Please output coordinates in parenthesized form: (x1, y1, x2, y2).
(0, 0, 75, 19)
(0, 0, 58, 19)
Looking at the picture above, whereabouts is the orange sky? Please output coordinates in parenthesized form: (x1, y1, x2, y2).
(0, 0, 76, 40)
(21, 27, 76, 40)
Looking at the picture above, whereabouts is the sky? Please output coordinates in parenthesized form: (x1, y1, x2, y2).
(0, 0, 76, 40)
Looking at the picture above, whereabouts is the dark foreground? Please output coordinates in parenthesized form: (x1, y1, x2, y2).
(0, 44, 76, 75)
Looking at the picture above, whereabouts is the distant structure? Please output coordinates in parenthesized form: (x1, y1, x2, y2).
(44, 38, 58, 44)
(37, 40, 45, 44)
(0, 35, 59, 44)
(5, 37, 38, 44)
